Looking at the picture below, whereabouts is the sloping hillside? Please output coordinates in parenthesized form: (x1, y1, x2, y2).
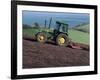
(73, 24, 89, 33)
(69, 29, 89, 45)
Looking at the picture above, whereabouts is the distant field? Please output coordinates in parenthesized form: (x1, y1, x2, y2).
(23, 28, 53, 37)
(69, 29, 89, 44)
(76, 24, 89, 31)
(23, 28, 38, 37)
(73, 24, 89, 33)
(23, 28, 89, 45)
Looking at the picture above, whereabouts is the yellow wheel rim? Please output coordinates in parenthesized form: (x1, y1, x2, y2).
(38, 35, 44, 42)
(58, 37, 65, 45)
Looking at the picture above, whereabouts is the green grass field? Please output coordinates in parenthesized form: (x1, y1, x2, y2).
(23, 28, 53, 37)
(23, 28, 38, 37)
(76, 24, 89, 31)
(68, 29, 89, 44)
(73, 24, 89, 33)
(23, 28, 89, 45)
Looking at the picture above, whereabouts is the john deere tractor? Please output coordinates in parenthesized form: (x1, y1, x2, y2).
(34, 20, 70, 46)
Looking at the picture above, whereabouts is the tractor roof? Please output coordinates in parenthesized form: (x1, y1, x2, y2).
(56, 21, 68, 25)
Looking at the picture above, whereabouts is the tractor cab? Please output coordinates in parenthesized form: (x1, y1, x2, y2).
(54, 21, 68, 36)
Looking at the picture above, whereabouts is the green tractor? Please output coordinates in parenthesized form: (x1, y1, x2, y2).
(34, 20, 70, 46)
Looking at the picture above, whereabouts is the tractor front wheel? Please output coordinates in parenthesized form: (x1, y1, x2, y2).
(36, 32, 47, 43)
(56, 33, 69, 46)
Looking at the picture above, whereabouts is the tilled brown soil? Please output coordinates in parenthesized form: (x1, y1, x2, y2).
(23, 38, 89, 69)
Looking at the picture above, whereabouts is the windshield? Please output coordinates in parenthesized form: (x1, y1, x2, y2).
(59, 24, 68, 32)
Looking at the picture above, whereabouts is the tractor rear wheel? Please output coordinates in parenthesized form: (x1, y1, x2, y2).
(56, 33, 69, 46)
(36, 32, 47, 43)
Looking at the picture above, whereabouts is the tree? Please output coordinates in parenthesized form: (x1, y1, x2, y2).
(23, 24, 31, 29)
(34, 22, 40, 28)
